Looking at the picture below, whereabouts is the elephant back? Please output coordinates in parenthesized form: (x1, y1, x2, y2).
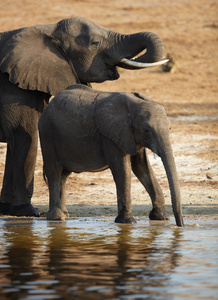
(48, 85, 99, 137)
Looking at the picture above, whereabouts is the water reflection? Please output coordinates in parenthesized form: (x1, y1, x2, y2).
(0, 218, 217, 300)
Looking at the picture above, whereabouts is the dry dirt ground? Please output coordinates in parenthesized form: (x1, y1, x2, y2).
(0, 0, 217, 221)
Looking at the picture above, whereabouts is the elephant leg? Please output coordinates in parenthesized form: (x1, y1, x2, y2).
(6, 130, 40, 217)
(46, 165, 66, 221)
(0, 76, 49, 216)
(60, 171, 70, 218)
(102, 138, 136, 224)
(131, 148, 168, 220)
(0, 136, 39, 216)
(0, 144, 14, 214)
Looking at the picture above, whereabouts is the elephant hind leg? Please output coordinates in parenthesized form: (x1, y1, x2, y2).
(60, 169, 71, 218)
(131, 148, 168, 221)
(45, 164, 68, 220)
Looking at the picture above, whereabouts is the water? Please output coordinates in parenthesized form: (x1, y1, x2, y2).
(0, 217, 217, 300)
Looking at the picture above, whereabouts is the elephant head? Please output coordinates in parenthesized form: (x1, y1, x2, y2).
(0, 17, 167, 95)
(95, 93, 184, 227)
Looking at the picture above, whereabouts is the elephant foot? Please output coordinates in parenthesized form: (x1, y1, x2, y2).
(115, 214, 137, 224)
(47, 207, 66, 220)
(149, 207, 169, 221)
(9, 203, 40, 217)
(61, 206, 69, 218)
(0, 202, 11, 215)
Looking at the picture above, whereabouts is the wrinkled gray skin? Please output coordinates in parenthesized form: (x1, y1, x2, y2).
(0, 17, 165, 217)
(39, 85, 184, 227)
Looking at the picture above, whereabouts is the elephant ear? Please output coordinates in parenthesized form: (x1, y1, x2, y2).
(0, 25, 78, 95)
(94, 93, 137, 155)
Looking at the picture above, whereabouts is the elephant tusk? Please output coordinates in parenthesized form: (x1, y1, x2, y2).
(120, 58, 169, 68)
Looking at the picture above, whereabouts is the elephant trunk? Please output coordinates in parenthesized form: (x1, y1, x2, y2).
(159, 145, 184, 227)
(116, 32, 167, 69)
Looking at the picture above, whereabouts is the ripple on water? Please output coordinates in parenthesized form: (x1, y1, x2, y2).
(0, 217, 217, 300)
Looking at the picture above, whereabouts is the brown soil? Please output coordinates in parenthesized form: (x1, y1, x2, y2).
(0, 0, 217, 220)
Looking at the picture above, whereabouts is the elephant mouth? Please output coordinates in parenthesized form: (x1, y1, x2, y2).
(107, 65, 120, 80)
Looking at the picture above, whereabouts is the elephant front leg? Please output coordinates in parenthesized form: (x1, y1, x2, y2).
(113, 157, 136, 224)
(103, 141, 136, 224)
(0, 136, 40, 217)
(131, 148, 168, 221)
(0, 144, 14, 214)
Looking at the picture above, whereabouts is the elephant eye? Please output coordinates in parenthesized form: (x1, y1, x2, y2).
(91, 40, 99, 47)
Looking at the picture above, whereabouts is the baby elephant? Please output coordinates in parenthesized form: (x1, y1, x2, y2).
(38, 84, 184, 227)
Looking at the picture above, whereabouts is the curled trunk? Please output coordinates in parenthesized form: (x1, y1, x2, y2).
(116, 32, 167, 69)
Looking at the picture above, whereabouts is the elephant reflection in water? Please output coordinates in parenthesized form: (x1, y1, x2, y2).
(0, 222, 48, 298)
(115, 226, 182, 292)
(44, 224, 183, 298)
(0, 222, 183, 299)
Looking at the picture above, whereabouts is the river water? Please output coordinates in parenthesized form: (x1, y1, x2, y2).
(0, 217, 217, 300)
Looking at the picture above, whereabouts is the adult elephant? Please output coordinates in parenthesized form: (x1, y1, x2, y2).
(0, 16, 167, 217)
